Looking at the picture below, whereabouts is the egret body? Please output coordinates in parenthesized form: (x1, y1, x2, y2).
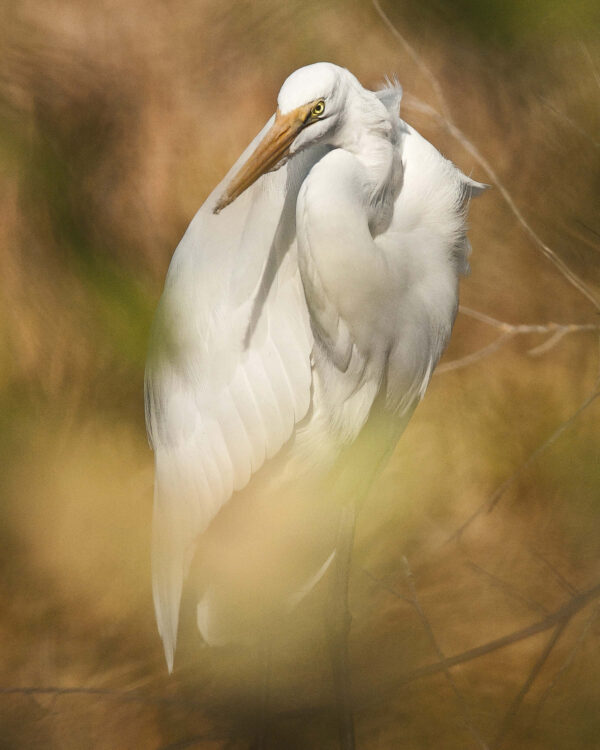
(145, 63, 485, 678)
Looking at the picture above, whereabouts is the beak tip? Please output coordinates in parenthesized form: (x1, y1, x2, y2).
(213, 196, 227, 215)
(211, 108, 304, 217)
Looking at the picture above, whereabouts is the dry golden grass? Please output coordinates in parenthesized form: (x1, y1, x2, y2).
(1, 0, 599, 747)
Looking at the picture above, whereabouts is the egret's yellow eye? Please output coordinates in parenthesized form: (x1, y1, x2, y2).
(311, 100, 325, 117)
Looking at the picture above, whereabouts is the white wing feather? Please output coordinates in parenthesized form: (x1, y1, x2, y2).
(145, 119, 321, 671)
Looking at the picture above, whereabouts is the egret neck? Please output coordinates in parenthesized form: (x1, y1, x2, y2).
(332, 85, 401, 234)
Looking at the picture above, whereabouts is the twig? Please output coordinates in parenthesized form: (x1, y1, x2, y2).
(371, 0, 453, 123)
(537, 95, 600, 149)
(491, 619, 569, 749)
(527, 328, 570, 357)
(575, 219, 600, 245)
(403, 93, 600, 312)
(403, 558, 490, 750)
(437, 308, 599, 370)
(458, 306, 516, 329)
(362, 567, 413, 606)
(562, 221, 600, 255)
(530, 603, 600, 725)
(448, 390, 600, 542)
(372, 580, 600, 703)
(580, 41, 600, 93)
(531, 550, 578, 596)
(459, 307, 600, 338)
(29, 583, 592, 723)
(436, 331, 513, 373)
(465, 560, 548, 616)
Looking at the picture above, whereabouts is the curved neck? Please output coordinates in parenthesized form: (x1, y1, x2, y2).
(334, 86, 401, 232)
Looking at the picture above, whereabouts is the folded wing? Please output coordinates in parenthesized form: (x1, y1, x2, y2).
(145, 120, 324, 670)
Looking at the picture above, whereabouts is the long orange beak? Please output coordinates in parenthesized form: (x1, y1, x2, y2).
(213, 103, 314, 214)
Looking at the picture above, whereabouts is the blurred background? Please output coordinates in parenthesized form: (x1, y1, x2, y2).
(1, 0, 599, 747)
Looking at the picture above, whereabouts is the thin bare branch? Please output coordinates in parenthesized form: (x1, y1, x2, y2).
(465, 560, 548, 616)
(491, 619, 569, 749)
(459, 306, 513, 329)
(579, 41, 600, 92)
(372, 580, 600, 704)
(459, 306, 599, 337)
(448, 390, 600, 542)
(403, 558, 490, 750)
(527, 328, 570, 357)
(437, 331, 513, 373)
(538, 95, 600, 149)
(531, 603, 600, 724)
(19, 583, 595, 725)
(361, 567, 413, 605)
(576, 219, 600, 244)
(442, 308, 599, 366)
(403, 94, 600, 312)
(566, 221, 600, 253)
(371, 0, 453, 123)
(531, 550, 579, 596)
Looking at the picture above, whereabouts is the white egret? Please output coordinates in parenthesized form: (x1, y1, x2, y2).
(145, 62, 485, 745)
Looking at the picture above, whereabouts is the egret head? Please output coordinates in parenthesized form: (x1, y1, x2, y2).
(213, 63, 353, 214)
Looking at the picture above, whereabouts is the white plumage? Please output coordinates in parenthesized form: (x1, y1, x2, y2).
(145, 62, 485, 671)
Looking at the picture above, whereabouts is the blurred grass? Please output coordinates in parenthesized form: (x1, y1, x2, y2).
(1, 0, 599, 747)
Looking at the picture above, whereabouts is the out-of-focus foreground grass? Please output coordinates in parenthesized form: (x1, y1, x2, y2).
(1, 0, 599, 747)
